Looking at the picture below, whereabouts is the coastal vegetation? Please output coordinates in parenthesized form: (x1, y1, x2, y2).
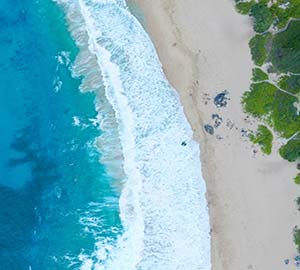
(279, 75, 300, 94)
(270, 21, 300, 73)
(294, 227, 300, 252)
(250, 3, 274, 33)
(249, 34, 270, 66)
(235, 0, 300, 254)
(295, 174, 300, 185)
(252, 68, 268, 82)
(249, 125, 273, 154)
(279, 133, 300, 161)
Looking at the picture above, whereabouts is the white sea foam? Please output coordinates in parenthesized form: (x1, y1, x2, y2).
(56, 0, 211, 269)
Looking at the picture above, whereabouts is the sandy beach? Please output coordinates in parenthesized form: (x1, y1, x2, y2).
(129, 0, 300, 270)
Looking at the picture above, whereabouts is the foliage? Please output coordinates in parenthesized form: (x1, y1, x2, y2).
(242, 82, 277, 117)
(249, 125, 273, 154)
(271, 0, 300, 29)
(236, 0, 255, 15)
(249, 33, 271, 66)
(271, 90, 300, 138)
(294, 227, 300, 252)
(295, 175, 300, 185)
(252, 68, 269, 81)
(278, 74, 300, 94)
(297, 197, 300, 210)
(270, 21, 300, 73)
(250, 3, 274, 33)
(279, 133, 300, 161)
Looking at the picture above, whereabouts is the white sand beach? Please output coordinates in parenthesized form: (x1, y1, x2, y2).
(129, 0, 300, 269)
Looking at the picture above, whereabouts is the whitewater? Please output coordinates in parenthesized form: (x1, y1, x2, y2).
(57, 0, 211, 269)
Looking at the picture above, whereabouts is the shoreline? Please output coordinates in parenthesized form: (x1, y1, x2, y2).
(129, 1, 299, 270)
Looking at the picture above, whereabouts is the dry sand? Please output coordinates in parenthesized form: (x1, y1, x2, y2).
(128, 0, 300, 270)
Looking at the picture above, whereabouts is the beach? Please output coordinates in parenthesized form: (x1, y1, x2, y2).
(129, 0, 300, 270)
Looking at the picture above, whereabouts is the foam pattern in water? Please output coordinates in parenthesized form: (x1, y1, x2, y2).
(57, 0, 211, 269)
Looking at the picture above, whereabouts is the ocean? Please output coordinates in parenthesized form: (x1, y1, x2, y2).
(0, 0, 210, 269)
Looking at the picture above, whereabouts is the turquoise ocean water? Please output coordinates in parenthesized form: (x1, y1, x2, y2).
(0, 0, 211, 269)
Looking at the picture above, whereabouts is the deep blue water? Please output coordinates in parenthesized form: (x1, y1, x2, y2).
(0, 1, 121, 269)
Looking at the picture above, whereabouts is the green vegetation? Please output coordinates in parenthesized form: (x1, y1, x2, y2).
(279, 133, 300, 161)
(271, 0, 300, 29)
(294, 227, 300, 252)
(236, 0, 255, 15)
(297, 197, 300, 210)
(242, 82, 277, 118)
(252, 68, 269, 81)
(249, 125, 273, 154)
(278, 74, 300, 94)
(295, 174, 300, 184)
(249, 33, 271, 66)
(250, 3, 274, 33)
(270, 21, 300, 73)
(272, 91, 300, 138)
(235, 0, 300, 256)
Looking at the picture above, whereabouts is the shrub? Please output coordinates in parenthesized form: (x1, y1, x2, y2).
(252, 68, 269, 82)
(295, 174, 300, 185)
(271, 91, 300, 138)
(249, 125, 273, 154)
(279, 134, 300, 162)
(294, 227, 300, 252)
(250, 3, 274, 33)
(236, 0, 255, 15)
(242, 82, 277, 117)
(296, 197, 300, 210)
(270, 21, 300, 73)
(249, 33, 271, 66)
(278, 74, 300, 94)
(271, 0, 300, 29)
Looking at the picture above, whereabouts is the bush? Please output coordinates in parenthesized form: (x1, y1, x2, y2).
(271, 0, 300, 29)
(279, 134, 300, 162)
(278, 74, 300, 94)
(242, 82, 277, 118)
(295, 174, 300, 185)
(236, 0, 255, 15)
(250, 3, 274, 33)
(252, 68, 269, 82)
(249, 33, 271, 66)
(294, 227, 300, 252)
(270, 21, 300, 73)
(249, 125, 273, 154)
(271, 90, 300, 138)
(297, 197, 300, 210)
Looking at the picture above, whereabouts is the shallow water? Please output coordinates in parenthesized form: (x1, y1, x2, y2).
(0, 1, 121, 269)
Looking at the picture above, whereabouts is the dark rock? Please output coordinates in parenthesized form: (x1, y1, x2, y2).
(212, 113, 223, 128)
(214, 90, 229, 107)
(204, 124, 214, 135)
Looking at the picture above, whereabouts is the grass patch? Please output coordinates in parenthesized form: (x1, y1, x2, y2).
(249, 125, 273, 154)
(236, 0, 255, 15)
(250, 3, 274, 33)
(279, 133, 300, 162)
(242, 82, 277, 118)
(271, 91, 300, 138)
(270, 20, 300, 73)
(252, 68, 269, 82)
(249, 33, 271, 66)
(278, 74, 300, 94)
